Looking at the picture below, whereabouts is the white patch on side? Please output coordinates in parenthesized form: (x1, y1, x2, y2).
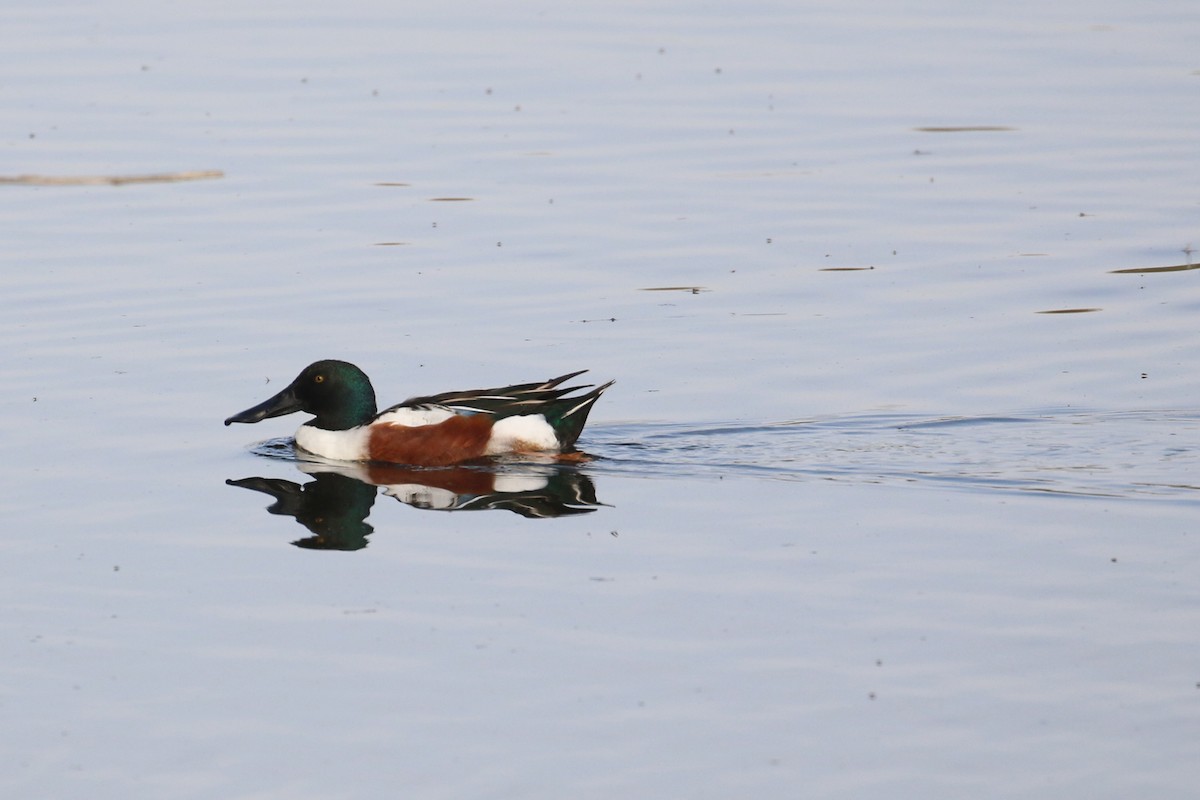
(492, 474, 550, 493)
(485, 415, 558, 455)
(376, 405, 457, 427)
(295, 424, 371, 461)
(383, 484, 459, 510)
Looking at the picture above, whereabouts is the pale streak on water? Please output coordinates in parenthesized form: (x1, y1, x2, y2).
(1, 0, 1199, 798)
(593, 409, 1200, 500)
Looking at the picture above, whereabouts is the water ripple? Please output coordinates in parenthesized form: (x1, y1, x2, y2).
(587, 409, 1200, 502)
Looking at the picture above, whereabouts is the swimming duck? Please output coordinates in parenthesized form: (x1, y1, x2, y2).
(224, 360, 613, 466)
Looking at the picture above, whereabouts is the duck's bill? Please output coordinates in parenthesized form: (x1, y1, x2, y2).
(224, 385, 303, 425)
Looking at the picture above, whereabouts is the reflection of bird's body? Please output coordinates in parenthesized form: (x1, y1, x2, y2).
(228, 464, 604, 549)
(310, 460, 605, 517)
(225, 360, 614, 467)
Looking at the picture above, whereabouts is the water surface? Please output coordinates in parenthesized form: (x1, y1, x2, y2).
(2, 1, 1199, 797)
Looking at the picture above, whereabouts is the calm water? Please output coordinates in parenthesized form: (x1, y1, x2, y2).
(2, 1, 1199, 797)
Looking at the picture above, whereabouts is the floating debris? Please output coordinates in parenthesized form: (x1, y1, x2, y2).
(1109, 263, 1200, 274)
(0, 169, 223, 186)
(913, 126, 1016, 132)
(640, 286, 709, 293)
(1036, 308, 1102, 314)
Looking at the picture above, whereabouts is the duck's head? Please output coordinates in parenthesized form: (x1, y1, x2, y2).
(224, 360, 378, 431)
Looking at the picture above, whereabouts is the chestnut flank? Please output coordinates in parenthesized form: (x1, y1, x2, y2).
(367, 415, 494, 466)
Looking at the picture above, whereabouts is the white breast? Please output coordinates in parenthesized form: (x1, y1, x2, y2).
(295, 424, 371, 461)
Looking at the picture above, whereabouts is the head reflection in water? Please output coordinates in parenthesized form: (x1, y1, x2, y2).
(228, 473, 377, 551)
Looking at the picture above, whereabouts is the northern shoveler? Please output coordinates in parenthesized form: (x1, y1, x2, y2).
(224, 360, 614, 467)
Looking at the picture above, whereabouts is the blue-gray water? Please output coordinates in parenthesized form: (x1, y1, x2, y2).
(2, 1, 1199, 797)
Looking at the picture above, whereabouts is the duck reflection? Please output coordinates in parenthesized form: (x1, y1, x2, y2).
(227, 462, 605, 550)
(228, 472, 377, 550)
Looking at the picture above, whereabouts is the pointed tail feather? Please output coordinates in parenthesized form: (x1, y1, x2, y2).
(545, 379, 615, 449)
(387, 371, 613, 448)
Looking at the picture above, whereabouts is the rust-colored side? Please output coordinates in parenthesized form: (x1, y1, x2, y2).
(364, 464, 500, 496)
(367, 414, 493, 466)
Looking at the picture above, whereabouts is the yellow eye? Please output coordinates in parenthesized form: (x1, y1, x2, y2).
(314, 374, 325, 384)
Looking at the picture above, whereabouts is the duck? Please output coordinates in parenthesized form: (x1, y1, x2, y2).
(224, 360, 614, 467)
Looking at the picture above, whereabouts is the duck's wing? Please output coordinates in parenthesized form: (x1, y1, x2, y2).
(380, 370, 594, 416)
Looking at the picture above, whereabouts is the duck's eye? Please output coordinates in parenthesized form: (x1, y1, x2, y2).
(314, 374, 325, 384)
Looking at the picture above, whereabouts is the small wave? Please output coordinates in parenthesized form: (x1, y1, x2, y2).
(585, 409, 1200, 501)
